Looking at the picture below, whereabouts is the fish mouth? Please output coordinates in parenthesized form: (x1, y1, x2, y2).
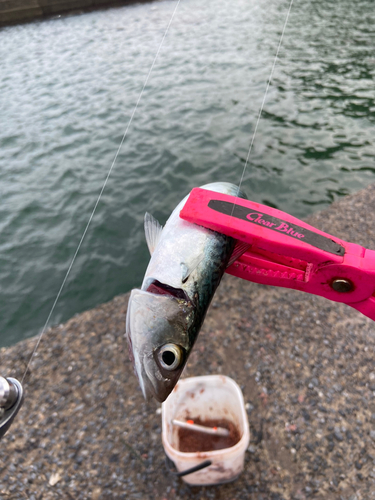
(146, 279, 190, 301)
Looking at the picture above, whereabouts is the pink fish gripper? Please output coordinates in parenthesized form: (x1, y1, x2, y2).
(180, 187, 375, 321)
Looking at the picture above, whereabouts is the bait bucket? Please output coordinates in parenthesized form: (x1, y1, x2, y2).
(162, 375, 250, 486)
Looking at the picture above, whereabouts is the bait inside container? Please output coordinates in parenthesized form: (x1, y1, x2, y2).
(162, 375, 250, 486)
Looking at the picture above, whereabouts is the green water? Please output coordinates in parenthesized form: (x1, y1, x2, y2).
(0, 0, 374, 346)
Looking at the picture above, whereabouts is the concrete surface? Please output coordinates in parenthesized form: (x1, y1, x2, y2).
(1, 184, 375, 499)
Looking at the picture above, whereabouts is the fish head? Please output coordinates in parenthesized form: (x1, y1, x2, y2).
(126, 288, 195, 403)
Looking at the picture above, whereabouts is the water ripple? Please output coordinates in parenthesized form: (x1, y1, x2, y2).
(0, 0, 375, 345)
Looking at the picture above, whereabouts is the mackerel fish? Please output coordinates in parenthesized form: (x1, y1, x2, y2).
(126, 182, 247, 402)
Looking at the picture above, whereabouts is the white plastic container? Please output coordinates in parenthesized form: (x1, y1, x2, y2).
(162, 375, 250, 486)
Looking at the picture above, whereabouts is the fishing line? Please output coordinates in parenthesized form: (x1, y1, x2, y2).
(21, 0, 182, 385)
(235, 0, 294, 201)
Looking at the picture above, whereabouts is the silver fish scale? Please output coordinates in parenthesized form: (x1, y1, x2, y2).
(142, 182, 244, 295)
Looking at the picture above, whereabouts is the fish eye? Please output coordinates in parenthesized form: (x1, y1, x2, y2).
(158, 344, 184, 371)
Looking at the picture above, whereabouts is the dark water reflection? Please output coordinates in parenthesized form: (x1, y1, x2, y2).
(0, 0, 374, 345)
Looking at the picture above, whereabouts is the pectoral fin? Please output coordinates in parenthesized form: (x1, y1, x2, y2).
(144, 212, 163, 255)
(180, 255, 203, 283)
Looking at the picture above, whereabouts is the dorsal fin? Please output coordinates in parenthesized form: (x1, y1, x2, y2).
(227, 241, 251, 268)
(144, 212, 163, 255)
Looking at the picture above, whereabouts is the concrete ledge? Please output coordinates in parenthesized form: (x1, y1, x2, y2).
(0, 0, 42, 24)
(38, 0, 93, 15)
(0, 0, 40, 9)
(1, 184, 375, 498)
(0, 8, 43, 24)
(0, 0, 147, 27)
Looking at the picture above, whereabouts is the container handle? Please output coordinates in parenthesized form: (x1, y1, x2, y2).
(165, 456, 212, 477)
